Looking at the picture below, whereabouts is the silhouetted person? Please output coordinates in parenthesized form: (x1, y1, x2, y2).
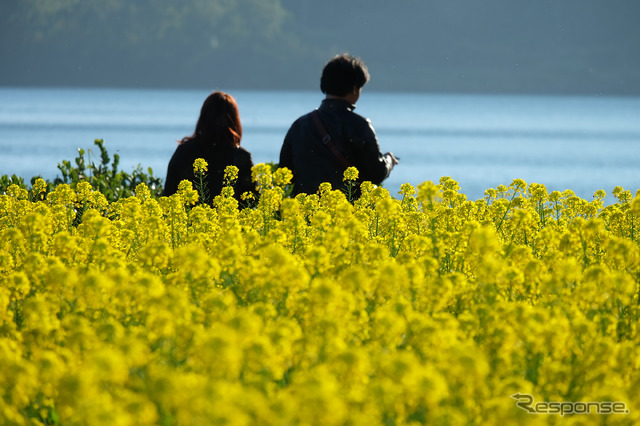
(279, 53, 398, 196)
(164, 91, 255, 202)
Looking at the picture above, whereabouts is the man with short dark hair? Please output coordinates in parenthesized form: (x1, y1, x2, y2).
(279, 53, 398, 196)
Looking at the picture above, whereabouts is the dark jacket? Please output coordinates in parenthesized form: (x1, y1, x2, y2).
(164, 137, 255, 202)
(279, 98, 393, 195)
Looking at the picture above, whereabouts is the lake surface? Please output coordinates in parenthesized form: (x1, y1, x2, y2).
(1, 87, 639, 202)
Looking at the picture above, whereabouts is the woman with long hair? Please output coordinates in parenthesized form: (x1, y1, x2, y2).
(164, 91, 255, 201)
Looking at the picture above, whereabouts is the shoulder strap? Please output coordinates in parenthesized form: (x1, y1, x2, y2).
(310, 109, 352, 169)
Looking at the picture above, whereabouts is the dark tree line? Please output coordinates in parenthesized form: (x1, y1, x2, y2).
(2, 0, 640, 94)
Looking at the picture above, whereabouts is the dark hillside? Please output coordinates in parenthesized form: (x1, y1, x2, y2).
(1, 0, 639, 95)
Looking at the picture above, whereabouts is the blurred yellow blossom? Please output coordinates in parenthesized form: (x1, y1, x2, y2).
(0, 171, 639, 425)
(223, 165, 239, 187)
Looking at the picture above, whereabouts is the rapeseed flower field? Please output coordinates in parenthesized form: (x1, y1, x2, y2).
(1, 162, 639, 425)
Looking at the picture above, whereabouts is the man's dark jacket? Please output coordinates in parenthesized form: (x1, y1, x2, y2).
(279, 98, 394, 195)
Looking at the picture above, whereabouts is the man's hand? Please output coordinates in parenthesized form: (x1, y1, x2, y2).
(385, 152, 399, 166)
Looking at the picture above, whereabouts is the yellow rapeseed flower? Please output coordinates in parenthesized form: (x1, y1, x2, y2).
(343, 166, 359, 182)
(193, 158, 208, 174)
(177, 180, 199, 206)
(223, 165, 239, 187)
(274, 167, 293, 188)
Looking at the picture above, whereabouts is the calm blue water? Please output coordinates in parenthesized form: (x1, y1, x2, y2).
(1, 87, 639, 202)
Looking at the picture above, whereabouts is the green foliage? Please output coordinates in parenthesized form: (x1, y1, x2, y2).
(11, 0, 291, 51)
(54, 139, 163, 201)
(0, 175, 54, 197)
(0, 139, 163, 201)
(0, 174, 27, 191)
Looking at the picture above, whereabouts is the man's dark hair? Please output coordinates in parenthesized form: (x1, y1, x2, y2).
(320, 54, 370, 96)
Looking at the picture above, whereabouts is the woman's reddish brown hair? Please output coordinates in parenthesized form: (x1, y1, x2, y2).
(182, 91, 242, 148)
